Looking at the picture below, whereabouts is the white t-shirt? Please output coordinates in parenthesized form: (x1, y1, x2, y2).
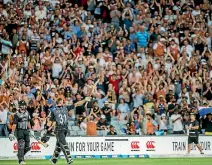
(35, 10, 47, 20)
(159, 120, 168, 130)
(180, 45, 194, 59)
(0, 109, 8, 124)
(171, 114, 183, 131)
(52, 63, 62, 78)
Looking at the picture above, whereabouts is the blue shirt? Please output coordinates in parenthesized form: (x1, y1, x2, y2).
(129, 33, 136, 42)
(71, 25, 80, 34)
(136, 31, 149, 47)
(25, 93, 35, 100)
(48, 98, 56, 112)
(124, 43, 135, 54)
(30, 88, 36, 94)
(117, 103, 130, 113)
(96, 97, 107, 109)
(133, 94, 143, 108)
(64, 31, 74, 40)
(134, 120, 141, 129)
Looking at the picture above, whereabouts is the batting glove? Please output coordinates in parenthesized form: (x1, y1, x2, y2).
(9, 133, 16, 141)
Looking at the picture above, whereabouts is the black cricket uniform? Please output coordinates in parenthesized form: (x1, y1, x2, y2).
(13, 110, 31, 163)
(50, 105, 73, 164)
(188, 120, 199, 144)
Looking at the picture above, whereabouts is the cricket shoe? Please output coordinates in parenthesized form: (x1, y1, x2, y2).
(19, 161, 26, 164)
(67, 159, 73, 164)
(49, 159, 57, 164)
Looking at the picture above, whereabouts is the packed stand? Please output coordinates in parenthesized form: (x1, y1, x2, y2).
(0, 0, 212, 137)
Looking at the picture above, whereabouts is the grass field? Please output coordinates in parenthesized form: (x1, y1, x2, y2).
(0, 158, 211, 165)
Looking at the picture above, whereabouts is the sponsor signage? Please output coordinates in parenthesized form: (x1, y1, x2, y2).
(13, 142, 41, 153)
(172, 141, 211, 151)
(0, 136, 212, 160)
(146, 141, 155, 151)
(68, 141, 115, 152)
(131, 141, 140, 151)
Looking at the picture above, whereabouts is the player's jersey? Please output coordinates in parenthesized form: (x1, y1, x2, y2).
(13, 111, 30, 130)
(188, 120, 199, 137)
(50, 106, 70, 128)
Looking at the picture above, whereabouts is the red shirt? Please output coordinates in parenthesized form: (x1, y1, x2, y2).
(73, 47, 82, 57)
(109, 75, 122, 94)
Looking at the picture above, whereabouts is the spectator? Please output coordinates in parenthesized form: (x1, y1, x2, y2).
(171, 109, 184, 134)
(40, 111, 47, 130)
(131, 107, 143, 135)
(107, 85, 117, 110)
(108, 73, 122, 95)
(101, 101, 112, 123)
(79, 117, 87, 131)
(159, 113, 168, 135)
(0, 0, 211, 137)
(136, 25, 149, 50)
(32, 111, 41, 131)
(52, 56, 63, 79)
(205, 114, 212, 135)
(86, 116, 97, 136)
(107, 125, 117, 135)
(0, 104, 8, 136)
(97, 115, 108, 130)
(117, 98, 130, 121)
(127, 121, 136, 135)
(90, 100, 101, 119)
(183, 113, 190, 133)
(155, 95, 167, 116)
(153, 38, 167, 57)
(7, 104, 16, 134)
(143, 111, 158, 135)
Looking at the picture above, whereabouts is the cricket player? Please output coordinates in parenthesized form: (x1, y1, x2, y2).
(186, 113, 204, 155)
(48, 97, 91, 164)
(9, 100, 34, 164)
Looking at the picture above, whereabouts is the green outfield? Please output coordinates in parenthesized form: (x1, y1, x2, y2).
(0, 158, 211, 165)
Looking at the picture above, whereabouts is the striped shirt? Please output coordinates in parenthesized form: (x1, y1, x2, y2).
(136, 31, 149, 47)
